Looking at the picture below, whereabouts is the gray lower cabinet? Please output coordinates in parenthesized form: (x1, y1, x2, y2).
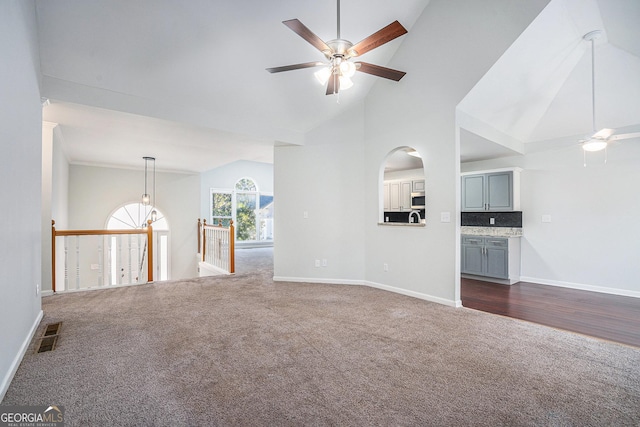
(461, 236, 509, 279)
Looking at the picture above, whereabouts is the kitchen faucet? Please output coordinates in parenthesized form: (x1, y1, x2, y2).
(409, 210, 421, 224)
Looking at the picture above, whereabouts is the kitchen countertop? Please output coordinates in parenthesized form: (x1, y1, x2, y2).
(461, 226, 522, 237)
(378, 222, 425, 227)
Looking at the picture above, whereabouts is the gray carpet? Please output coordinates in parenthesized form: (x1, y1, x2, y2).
(3, 248, 640, 426)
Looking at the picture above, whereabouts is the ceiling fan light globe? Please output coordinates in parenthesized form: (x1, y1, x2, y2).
(339, 61, 356, 78)
(314, 67, 332, 85)
(339, 75, 354, 90)
(582, 140, 607, 152)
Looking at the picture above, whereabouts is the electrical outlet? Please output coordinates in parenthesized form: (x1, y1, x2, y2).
(490, 218, 495, 225)
(315, 259, 320, 267)
(383, 263, 389, 272)
(322, 259, 327, 267)
(440, 212, 451, 223)
(90, 263, 100, 270)
(303, 211, 309, 219)
(542, 214, 552, 223)
(36, 283, 39, 295)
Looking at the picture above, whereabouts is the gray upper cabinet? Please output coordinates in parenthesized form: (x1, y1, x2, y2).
(462, 171, 513, 211)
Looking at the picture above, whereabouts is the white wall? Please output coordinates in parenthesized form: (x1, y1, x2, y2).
(362, 0, 550, 306)
(272, 0, 549, 304)
(51, 126, 70, 229)
(274, 104, 366, 282)
(461, 140, 640, 297)
(199, 160, 273, 221)
(0, 0, 43, 401)
(41, 123, 55, 294)
(68, 165, 200, 280)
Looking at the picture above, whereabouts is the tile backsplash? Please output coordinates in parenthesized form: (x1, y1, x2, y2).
(461, 211, 522, 227)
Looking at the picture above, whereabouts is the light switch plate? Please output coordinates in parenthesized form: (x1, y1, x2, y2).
(542, 214, 552, 223)
(440, 212, 451, 223)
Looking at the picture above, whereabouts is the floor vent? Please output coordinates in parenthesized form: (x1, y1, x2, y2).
(36, 322, 62, 353)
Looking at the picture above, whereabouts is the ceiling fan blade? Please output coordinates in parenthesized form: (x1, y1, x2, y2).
(592, 128, 615, 139)
(348, 21, 408, 57)
(609, 132, 640, 141)
(326, 72, 339, 95)
(283, 19, 332, 56)
(355, 62, 406, 81)
(266, 61, 325, 73)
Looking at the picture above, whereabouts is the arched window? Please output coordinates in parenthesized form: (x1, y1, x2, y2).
(106, 203, 170, 281)
(107, 203, 168, 230)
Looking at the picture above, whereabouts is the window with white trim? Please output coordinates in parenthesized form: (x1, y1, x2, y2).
(210, 178, 273, 244)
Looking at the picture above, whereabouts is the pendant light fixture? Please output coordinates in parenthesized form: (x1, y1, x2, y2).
(142, 156, 153, 205)
(142, 156, 158, 225)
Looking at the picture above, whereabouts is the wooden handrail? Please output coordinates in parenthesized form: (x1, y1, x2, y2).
(146, 220, 153, 283)
(229, 220, 235, 274)
(197, 218, 202, 254)
(51, 219, 154, 292)
(53, 229, 150, 236)
(202, 219, 207, 262)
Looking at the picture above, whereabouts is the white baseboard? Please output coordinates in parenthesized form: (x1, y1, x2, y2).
(0, 309, 43, 402)
(519, 276, 640, 299)
(273, 276, 462, 308)
(199, 261, 232, 277)
(363, 280, 462, 308)
(273, 276, 364, 286)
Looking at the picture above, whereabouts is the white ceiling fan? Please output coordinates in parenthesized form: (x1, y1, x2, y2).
(580, 30, 640, 153)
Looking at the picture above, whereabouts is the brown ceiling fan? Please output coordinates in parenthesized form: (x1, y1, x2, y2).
(266, 0, 408, 95)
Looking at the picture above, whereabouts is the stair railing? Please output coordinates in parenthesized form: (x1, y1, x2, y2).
(51, 220, 153, 292)
(197, 218, 235, 274)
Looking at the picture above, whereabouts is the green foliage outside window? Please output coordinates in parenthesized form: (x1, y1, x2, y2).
(211, 179, 272, 242)
(236, 193, 256, 241)
(212, 193, 232, 217)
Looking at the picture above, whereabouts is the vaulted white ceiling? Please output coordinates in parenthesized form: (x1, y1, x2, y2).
(459, 0, 640, 161)
(37, 0, 431, 172)
(36, 0, 640, 171)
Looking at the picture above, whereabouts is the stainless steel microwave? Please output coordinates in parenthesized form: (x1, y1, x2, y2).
(411, 192, 425, 209)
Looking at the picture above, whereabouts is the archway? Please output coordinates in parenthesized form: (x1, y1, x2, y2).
(380, 147, 426, 224)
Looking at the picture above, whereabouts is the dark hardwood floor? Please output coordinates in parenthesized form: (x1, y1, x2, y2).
(461, 278, 640, 348)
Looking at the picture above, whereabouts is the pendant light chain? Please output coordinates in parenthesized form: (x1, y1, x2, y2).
(144, 158, 148, 198)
